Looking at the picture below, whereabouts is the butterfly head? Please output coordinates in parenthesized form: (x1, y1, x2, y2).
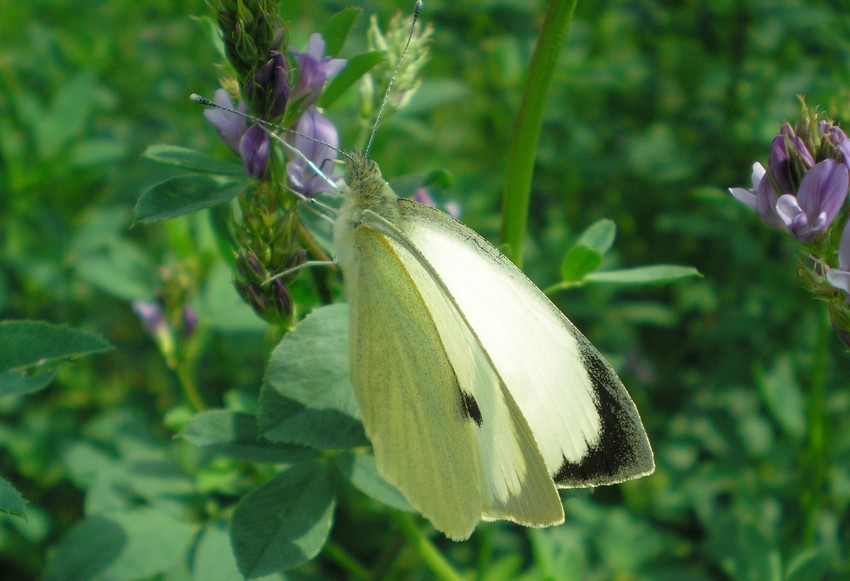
(342, 150, 400, 223)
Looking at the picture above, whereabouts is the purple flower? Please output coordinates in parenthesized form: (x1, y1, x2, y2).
(133, 299, 167, 339)
(286, 107, 340, 197)
(239, 124, 270, 179)
(775, 159, 849, 242)
(290, 34, 346, 107)
(203, 89, 247, 152)
(247, 50, 290, 118)
(729, 162, 785, 228)
(181, 305, 197, 338)
(827, 220, 850, 297)
(202, 90, 270, 179)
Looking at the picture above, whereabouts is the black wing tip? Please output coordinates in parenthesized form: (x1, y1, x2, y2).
(553, 341, 655, 487)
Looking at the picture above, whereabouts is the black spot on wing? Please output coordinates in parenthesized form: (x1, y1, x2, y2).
(460, 391, 483, 427)
(554, 344, 651, 486)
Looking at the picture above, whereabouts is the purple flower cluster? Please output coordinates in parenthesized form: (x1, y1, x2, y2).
(204, 34, 345, 187)
(730, 111, 850, 342)
(730, 121, 850, 243)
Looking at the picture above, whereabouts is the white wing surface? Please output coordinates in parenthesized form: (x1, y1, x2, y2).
(396, 200, 655, 486)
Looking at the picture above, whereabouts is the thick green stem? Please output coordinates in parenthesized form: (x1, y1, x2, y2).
(391, 513, 466, 581)
(501, 0, 578, 268)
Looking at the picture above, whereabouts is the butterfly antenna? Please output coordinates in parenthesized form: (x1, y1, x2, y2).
(364, 0, 423, 155)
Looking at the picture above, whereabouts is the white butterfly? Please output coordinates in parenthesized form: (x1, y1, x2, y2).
(333, 151, 654, 540)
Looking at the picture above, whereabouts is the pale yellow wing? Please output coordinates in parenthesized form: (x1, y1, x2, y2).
(346, 223, 563, 539)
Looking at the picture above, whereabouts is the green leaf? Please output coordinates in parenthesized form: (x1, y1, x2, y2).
(258, 304, 367, 449)
(143, 144, 244, 175)
(194, 521, 286, 581)
(181, 410, 317, 464)
(560, 245, 602, 282)
(577, 218, 617, 255)
(0, 368, 59, 397)
(333, 452, 413, 513)
(785, 548, 831, 581)
(74, 238, 158, 301)
(38, 72, 97, 158)
(321, 7, 362, 56)
(705, 517, 781, 581)
(43, 508, 195, 581)
(584, 264, 701, 285)
(71, 138, 130, 167)
(209, 203, 238, 268)
(193, 522, 241, 581)
(319, 51, 384, 110)
(759, 355, 805, 440)
(0, 475, 27, 516)
(0, 320, 112, 373)
(134, 175, 245, 223)
(231, 461, 336, 577)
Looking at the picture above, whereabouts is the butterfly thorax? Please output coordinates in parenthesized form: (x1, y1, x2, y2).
(342, 150, 401, 225)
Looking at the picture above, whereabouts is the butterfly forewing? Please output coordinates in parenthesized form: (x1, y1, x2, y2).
(397, 200, 655, 486)
(379, 229, 565, 529)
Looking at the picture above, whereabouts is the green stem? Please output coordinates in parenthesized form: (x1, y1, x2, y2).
(176, 361, 206, 411)
(391, 513, 466, 581)
(501, 0, 578, 268)
(802, 311, 830, 543)
(323, 541, 371, 579)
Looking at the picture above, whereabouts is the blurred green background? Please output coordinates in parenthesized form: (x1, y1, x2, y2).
(2, 0, 850, 579)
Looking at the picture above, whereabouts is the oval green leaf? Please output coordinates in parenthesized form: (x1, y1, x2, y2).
(577, 218, 617, 255)
(143, 144, 244, 175)
(585, 264, 701, 286)
(321, 7, 362, 56)
(560, 245, 603, 282)
(319, 51, 384, 110)
(258, 304, 367, 449)
(0, 320, 112, 373)
(134, 175, 245, 223)
(43, 508, 194, 581)
(0, 475, 27, 517)
(181, 410, 318, 464)
(231, 461, 336, 577)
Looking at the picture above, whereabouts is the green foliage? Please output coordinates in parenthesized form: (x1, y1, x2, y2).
(2, 0, 850, 579)
(135, 175, 246, 223)
(231, 461, 337, 576)
(319, 51, 385, 110)
(258, 304, 367, 450)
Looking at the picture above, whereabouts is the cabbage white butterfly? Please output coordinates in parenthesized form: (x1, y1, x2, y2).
(193, 1, 654, 541)
(330, 3, 653, 541)
(334, 152, 654, 540)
